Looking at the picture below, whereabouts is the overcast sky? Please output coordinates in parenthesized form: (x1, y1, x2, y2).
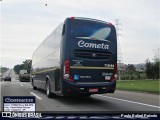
(0, 0, 159, 68)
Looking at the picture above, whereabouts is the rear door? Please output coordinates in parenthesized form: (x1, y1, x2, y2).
(68, 19, 117, 83)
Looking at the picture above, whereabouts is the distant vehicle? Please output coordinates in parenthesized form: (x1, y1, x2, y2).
(30, 17, 117, 98)
(20, 70, 27, 74)
(0, 77, 4, 82)
(19, 73, 30, 82)
(19, 70, 30, 82)
(4, 76, 11, 82)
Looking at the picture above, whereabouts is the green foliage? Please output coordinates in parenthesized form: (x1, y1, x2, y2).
(120, 72, 147, 80)
(116, 80, 160, 94)
(119, 64, 146, 80)
(13, 59, 31, 74)
(127, 64, 136, 73)
(0, 67, 9, 75)
(145, 59, 159, 80)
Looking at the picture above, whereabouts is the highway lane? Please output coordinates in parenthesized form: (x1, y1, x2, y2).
(2, 69, 12, 77)
(1, 74, 159, 112)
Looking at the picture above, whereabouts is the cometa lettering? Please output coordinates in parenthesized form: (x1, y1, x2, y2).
(78, 40, 109, 49)
(5, 98, 33, 103)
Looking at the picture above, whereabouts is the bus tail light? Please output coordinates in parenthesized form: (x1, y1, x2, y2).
(63, 60, 73, 82)
(70, 16, 75, 20)
(110, 63, 117, 82)
(109, 22, 113, 26)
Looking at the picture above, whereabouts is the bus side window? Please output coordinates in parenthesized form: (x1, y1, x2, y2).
(62, 24, 65, 35)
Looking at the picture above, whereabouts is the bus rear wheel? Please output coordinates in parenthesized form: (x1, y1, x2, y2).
(79, 94, 91, 97)
(32, 80, 37, 90)
(46, 81, 52, 98)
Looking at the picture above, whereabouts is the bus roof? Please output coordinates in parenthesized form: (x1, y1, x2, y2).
(68, 17, 113, 26)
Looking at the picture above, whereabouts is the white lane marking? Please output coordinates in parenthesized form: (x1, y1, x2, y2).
(30, 92, 42, 100)
(96, 94, 160, 109)
(20, 84, 23, 86)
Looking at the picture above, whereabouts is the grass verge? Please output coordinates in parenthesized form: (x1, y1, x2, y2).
(116, 80, 160, 94)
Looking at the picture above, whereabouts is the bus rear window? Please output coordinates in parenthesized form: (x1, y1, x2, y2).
(70, 19, 112, 41)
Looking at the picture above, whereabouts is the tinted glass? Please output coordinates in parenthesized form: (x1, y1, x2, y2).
(69, 19, 112, 41)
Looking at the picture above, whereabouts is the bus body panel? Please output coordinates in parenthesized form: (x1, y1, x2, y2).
(61, 18, 117, 95)
(31, 17, 117, 96)
(31, 24, 63, 93)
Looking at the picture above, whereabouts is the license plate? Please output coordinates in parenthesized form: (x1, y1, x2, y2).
(89, 88, 98, 92)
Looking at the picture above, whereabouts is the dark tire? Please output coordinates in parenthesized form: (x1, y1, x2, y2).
(33, 86, 37, 90)
(32, 80, 37, 90)
(79, 94, 91, 97)
(46, 80, 52, 98)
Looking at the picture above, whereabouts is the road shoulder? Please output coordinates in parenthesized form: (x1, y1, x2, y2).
(106, 90, 160, 106)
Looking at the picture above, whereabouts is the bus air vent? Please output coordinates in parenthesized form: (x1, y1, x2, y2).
(74, 49, 112, 59)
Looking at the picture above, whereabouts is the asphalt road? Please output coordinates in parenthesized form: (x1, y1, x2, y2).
(0, 70, 160, 113)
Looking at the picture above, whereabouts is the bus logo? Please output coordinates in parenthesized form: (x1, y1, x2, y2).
(78, 40, 109, 50)
(74, 75, 80, 80)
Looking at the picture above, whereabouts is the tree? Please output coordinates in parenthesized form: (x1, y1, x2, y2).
(127, 64, 136, 72)
(0, 67, 9, 75)
(153, 59, 159, 79)
(145, 59, 159, 80)
(126, 64, 136, 80)
(13, 59, 31, 74)
(145, 59, 152, 79)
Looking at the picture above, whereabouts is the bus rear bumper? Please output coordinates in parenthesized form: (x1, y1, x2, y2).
(62, 81, 116, 96)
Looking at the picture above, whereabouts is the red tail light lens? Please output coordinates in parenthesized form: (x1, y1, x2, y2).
(70, 16, 75, 20)
(64, 60, 70, 74)
(114, 63, 117, 74)
(109, 22, 113, 26)
(110, 63, 117, 82)
(63, 60, 73, 82)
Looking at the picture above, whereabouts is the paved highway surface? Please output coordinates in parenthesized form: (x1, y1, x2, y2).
(0, 70, 159, 112)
